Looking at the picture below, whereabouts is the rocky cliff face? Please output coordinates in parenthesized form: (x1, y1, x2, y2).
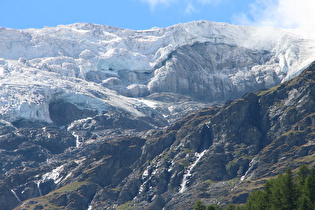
(11, 61, 315, 210)
(148, 42, 278, 101)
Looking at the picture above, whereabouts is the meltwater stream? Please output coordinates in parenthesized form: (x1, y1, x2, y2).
(179, 150, 208, 193)
(72, 131, 82, 148)
(11, 189, 21, 202)
(35, 180, 43, 196)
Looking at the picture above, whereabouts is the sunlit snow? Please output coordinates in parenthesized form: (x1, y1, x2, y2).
(0, 21, 315, 123)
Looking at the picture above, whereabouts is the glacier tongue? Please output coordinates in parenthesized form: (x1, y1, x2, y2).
(1, 21, 315, 123)
(0, 59, 151, 123)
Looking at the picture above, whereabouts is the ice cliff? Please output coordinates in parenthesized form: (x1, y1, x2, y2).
(0, 20, 315, 123)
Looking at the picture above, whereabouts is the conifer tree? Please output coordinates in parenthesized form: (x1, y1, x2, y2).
(280, 168, 297, 209)
(207, 204, 221, 210)
(196, 165, 315, 209)
(304, 171, 315, 205)
(298, 194, 312, 210)
(297, 164, 309, 187)
(243, 189, 266, 210)
(194, 200, 206, 210)
(242, 166, 315, 209)
(270, 173, 284, 209)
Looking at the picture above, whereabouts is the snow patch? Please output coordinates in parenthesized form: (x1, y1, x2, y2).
(142, 168, 149, 179)
(137, 99, 158, 108)
(41, 165, 64, 184)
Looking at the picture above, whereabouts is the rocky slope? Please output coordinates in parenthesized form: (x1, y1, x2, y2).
(11, 60, 315, 210)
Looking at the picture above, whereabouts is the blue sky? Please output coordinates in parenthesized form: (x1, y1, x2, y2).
(0, 0, 314, 30)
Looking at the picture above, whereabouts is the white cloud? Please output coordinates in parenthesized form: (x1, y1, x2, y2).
(139, 0, 222, 13)
(197, 0, 222, 5)
(140, 0, 176, 9)
(234, 0, 315, 29)
(185, 2, 199, 15)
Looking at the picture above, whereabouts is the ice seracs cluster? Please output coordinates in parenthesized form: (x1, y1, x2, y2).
(0, 21, 315, 124)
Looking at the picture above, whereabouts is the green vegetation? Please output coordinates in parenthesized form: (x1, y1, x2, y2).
(193, 200, 223, 210)
(272, 100, 284, 108)
(244, 165, 315, 210)
(193, 200, 206, 210)
(53, 181, 88, 193)
(194, 165, 315, 209)
(117, 201, 133, 210)
(256, 83, 282, 96)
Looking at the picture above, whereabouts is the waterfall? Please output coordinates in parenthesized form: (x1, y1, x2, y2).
(232, 156, 258, 191)
(179, 150, 207, 193)
(87, 203, 93, 210)
(35, 180, 43, 196)
(240, 157, 258, 182)
(11, 189, 21, 202)
(72, 131, 81, 148)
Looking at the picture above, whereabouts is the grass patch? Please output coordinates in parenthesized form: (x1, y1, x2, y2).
(256, 84, 282, 96)
(293, 154, 315, 167)
(273, 100, 284, 108)
(179, 160, 190, 169)
(281, 129, 304, 137)
(183, 148, 192, 154)
(204, 179, 219, 185)
(53, 181, 88, 193)
(19, 181, 90, 209)
(228, 177, 240, 187)
(117, 201, 134, 210)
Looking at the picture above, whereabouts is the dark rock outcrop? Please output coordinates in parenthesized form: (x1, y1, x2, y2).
(0, 122, 76, 173)
(49, 101, 98, 126)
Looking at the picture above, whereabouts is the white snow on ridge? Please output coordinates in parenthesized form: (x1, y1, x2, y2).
(0, 21, 315, 123)
(2, 21, 314, 73)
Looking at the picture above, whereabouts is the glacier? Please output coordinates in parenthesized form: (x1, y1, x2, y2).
(0, 20, 315, 124)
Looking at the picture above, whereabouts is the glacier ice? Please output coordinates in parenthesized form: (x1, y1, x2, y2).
(0, 21, 315, 123)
